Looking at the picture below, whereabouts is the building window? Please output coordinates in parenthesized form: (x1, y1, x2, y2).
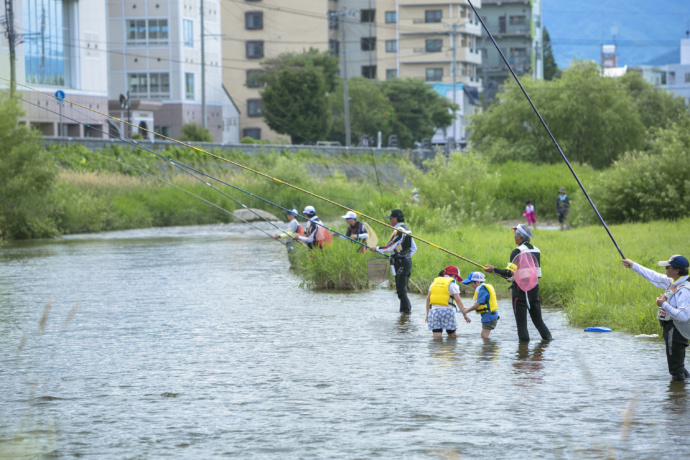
(425, 10, 442, 23)
(24, 0, 74, 86)
(243, 128, 261, 140)
(329, 39, 340, 56)
(509, 15, 526, 25)
(685, 73, 690, 83)
(245, 11, 263, 30)
(183, 19, 193, 47)
(426, 68, 443, 82)
(246, 69, 264, 87)
(362, 66, 377, 79)
(361, 37, 376, 51)
(386, 69, 397, 80)
(246, 41, 264, 59)
(385, 11, 397, 24)
(426, 39, 442, 53)
(148, 19, 169, 44)
(385, 40, 397, 53)
(361, 9, 375, 23)
(128, 72, 170, 98)
(329, 11, 339, 29)
(127, 18, 168, 45)
(247, 99, 262, 117)
(154, 125, 171, 137)
(185, 73, 194, 100)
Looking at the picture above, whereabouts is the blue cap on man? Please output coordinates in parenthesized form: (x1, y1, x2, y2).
(658, 255, 689, 269)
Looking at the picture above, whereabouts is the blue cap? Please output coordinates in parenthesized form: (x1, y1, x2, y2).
(285, 208, 298, 216)
(461, 272, 485, 284)
(659, 255, 689, 269)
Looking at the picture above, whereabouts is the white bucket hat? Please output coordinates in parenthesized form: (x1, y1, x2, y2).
(341, 211, 357, 219)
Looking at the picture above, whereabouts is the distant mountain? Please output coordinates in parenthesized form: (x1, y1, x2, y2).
(643, 48, 681, 66)
(541, 0, 690, 68)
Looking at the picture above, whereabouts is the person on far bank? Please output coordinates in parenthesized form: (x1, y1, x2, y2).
(333, 211, 369, 253)
(273, 208, 302, 240)
(369, 209, 416, 314)
(461, 271, 500, 339)
(426, 266, 470, 339)
(556, 187, 570, 231)
(292, 206, 326, 249)
(622, 255, 690, 382)
(485, 224, 553, 342)
(523, 200, 536, 229)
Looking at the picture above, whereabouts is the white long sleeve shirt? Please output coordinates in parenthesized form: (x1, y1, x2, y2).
(632, 263, 690, 338)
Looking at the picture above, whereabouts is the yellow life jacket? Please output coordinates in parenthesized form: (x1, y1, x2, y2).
(429, 277, 456, 307)
(473, 283, 498, 314)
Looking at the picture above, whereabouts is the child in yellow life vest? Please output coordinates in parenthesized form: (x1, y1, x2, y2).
(425, 266, 470, 339)
(461, 272, 500, 339)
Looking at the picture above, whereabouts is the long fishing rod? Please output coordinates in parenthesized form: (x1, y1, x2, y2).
(466, 0, 625, 259)
(1, 88, 372, 251)
(2, 89, 307, 248)
(3, 78, 486, 268)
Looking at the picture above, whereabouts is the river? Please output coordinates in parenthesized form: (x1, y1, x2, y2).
(1, 224, 688, 458)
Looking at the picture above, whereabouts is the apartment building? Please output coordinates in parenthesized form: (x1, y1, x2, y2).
(107, 0, 232, 142)
(478, 0, 543, 104)
(1, 0, 110, 137)
(666, 36, 690, 105)
(222, 1, 329, 142)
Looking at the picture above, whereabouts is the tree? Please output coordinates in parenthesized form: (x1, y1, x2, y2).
(543, 28, 560, 81)
(328, 77, 395, 145)
(0, 97, 58, 239)
(469, 61, 646, 169)
(379, 78, 457, 148)
(261, 65, 331, 144)
(618, 70, 690, 132)
(179, 123, 213, 142)
(260, 50, 338, 144)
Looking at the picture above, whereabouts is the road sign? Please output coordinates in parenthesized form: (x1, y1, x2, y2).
(55, 90, 65, 101)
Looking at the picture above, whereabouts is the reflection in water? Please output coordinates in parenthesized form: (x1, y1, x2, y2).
(666, 382, 688, 415)
(428, 339, 460, 368)
(513, 340, 550, 383)
(396, 313, 413, 334)
(479, 338, 499, 362)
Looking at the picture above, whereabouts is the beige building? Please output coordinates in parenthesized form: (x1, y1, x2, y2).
(222, 1, 329, 142)
(1, 0, 110, 137)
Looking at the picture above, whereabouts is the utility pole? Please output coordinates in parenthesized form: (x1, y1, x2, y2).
(4, 0, 17, 97)
(200, 0, 206, 129)
(446, 22, 462, 142)
(330, 10, 352, 147)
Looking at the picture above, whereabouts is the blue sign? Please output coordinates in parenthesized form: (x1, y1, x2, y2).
(55, 90, 65, 101)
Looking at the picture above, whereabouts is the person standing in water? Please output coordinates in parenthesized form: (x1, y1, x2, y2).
(461, 271, 500, 339)
(370, 209, 416, 314)
(293, 206, 328, 249)
(425, 266, 470, 339)
(273, 208, 302, 240)
(622, 255, 690, 382)
(334, 211, 369, 253)
(485, 224, 552, 342)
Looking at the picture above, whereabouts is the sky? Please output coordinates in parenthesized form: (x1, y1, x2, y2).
(541, 0, 690, 68)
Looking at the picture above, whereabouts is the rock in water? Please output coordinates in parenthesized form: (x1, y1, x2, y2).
(234, 208, 280, 222)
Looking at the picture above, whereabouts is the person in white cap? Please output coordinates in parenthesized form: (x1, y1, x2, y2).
(292, 206, 326, 249)
(622, 254, 690, 382)
(485, 224, 552, 342)
(334, 211, 369, 252)
(273, 208, 302, 240)
(461, 271, 500, 339)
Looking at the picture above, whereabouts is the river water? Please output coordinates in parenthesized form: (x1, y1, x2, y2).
(1, 224, 688, 459)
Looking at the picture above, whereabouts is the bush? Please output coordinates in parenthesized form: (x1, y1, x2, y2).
(179, 123, 213, 142)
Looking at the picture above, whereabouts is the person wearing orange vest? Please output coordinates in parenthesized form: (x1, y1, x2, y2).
(292, 206, 327, 249)
(425, 266, 470, 339)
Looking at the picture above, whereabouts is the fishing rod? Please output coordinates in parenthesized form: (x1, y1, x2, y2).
(466, 0, 625, 259)
(3, 79, 486, 268)
(1, 89, 308, 248)
(1, 87, 372, 251)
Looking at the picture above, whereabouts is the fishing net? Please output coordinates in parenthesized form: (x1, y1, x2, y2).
(512, 252, 539, 292)
(367, 257, 391, 284)
(363, 222, 378, 248)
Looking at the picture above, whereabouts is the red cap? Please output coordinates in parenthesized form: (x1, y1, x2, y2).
(444, 266, 462, 281)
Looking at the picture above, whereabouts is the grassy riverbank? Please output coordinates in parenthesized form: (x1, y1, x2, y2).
(304, 218, 689, 336)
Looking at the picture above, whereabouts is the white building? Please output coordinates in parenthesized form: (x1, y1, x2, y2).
(666, 36, 690, 106)
(1, 0, 110, 137)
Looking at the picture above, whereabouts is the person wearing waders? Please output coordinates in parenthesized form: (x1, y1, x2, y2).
(485, 224, 553, 342)
(622, 255, 690, 382)
(369, 209, 416, 314)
